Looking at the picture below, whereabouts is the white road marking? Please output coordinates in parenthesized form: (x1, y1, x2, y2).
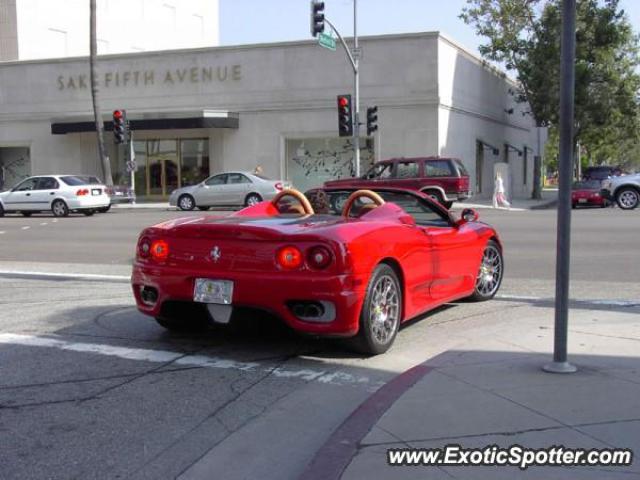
(0, 270, 130, 282)
(0, 231, 5, 235)
(21, 226, 30, 230)
(40, 222, 48, 226)
(52, 219, 58, 223)
(0, 333, 375, 387)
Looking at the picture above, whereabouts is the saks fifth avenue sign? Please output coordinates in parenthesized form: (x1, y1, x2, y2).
(57, 64, 242, 90)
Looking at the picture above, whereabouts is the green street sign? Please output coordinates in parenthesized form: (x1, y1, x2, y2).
(318, 32, 336, 51)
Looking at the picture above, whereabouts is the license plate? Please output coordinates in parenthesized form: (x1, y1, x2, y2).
(193, 278, 233, 305)
(578, 198, 587, 203)
(92, 189, 101, 196)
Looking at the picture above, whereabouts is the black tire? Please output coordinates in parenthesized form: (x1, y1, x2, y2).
(197, 206, 211, 211)
(571, 203, 577, 209)
(244, 193, 262, 207)
(424, 190, 445, 206)
(178, 194, 196, 211)
(350, 264, 402, 355)
(615, 187, 640, 210)
(83, 210, 95, 216)
(97, 205, 111, 213)
(51, 200, 69, 217)
(0, 203, 4, 217)
(468, 240, 504, 302)
(21, 211, 32, 217)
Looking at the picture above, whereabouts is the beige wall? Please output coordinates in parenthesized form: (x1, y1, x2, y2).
(0, 32, 543, 198)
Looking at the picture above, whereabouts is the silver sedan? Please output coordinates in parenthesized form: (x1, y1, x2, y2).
(169, 171, 291, 211)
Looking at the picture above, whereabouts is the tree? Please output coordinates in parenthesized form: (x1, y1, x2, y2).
(461, 0, 640, 171)
(89, 0, 113, 186)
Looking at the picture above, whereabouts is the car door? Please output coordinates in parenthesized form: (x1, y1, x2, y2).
(362, 162, 393, 188)
(32, 177, 60, 210)
(391, 160, 421, 191)
(422, 222, 481, 300)
(3, 178, 39, 210)
(193, 174, 228, 206)
(424, 159, 457, 196)
(226, 173, 252, 204)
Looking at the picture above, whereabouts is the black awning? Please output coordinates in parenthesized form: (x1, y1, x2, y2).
(51, 115, 238, 134)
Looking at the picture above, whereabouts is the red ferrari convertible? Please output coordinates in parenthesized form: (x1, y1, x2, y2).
(132, 188, 503, 354)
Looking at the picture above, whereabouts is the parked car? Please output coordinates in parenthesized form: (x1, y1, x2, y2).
(132, 187, 502, 355)
(571, 180, 610, 208)
(169, 171, 291, 211)
(79, 176, 135, 212)
(322, 157, 471, 209)
(0, 175, 110, 217)
(601, 172, 640, 210)
(582, 165, 624, 181)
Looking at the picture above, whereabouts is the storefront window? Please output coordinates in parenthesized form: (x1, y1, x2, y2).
(286, 137, 375, 193)
(180, 139, 210, 186)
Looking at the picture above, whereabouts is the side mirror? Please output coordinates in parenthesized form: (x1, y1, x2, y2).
(458, 208, 479, 225)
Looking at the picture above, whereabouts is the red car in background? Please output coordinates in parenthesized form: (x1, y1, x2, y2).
(132, 187, 503, 355)
(323, 157, 471, 209)
(572, 180, 610, 208)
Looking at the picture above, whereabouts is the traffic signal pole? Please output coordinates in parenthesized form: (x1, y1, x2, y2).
(322, 6, 361, 177)
(352, 0, 360, 178)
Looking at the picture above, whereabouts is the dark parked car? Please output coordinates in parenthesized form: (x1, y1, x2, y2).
(322, 157, 471, 209)
(582, 166, 623, 181)
(571, 180, 610, 208)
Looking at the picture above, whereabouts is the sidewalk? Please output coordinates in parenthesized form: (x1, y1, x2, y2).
(453, 189, 558, 211)
(303, 301, 640, 479)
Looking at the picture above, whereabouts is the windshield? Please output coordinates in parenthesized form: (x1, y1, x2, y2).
(573, 180, 601, 189)
(253, 174, 273, 181)
(59, 176, 93, 186)
(305, 189, 450, 227)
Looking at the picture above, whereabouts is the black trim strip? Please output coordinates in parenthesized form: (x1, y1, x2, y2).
(51, 116, 239, 134)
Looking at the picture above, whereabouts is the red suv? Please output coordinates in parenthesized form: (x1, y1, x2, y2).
(323, 157, 471, 209)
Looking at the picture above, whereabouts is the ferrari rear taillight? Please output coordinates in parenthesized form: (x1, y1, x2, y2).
(307, 246, 333, 270)
(275, 182, 284, 191)
(76, 189, 89, 196)
(276, 246, 303, 269)
(150, 239, 170, 261)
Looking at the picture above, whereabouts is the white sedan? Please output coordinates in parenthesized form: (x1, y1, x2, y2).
(169, 171, 291, 211)
(0, 175, 111, 217)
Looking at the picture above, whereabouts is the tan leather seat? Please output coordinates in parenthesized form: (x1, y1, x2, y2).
(279, 203, 307, 215)
(357, 204, 378, 216)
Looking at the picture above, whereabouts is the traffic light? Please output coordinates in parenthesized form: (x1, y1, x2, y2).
(366, 106, 378, 136)
(337, 94, 353, 137)
(112, 109, 127, 144)
(310, 0, 325, 37)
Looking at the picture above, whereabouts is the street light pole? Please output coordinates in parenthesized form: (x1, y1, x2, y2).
(544, 0, 577, 374)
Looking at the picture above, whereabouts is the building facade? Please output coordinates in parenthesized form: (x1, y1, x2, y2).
(0, 32, 543, 199)
(0, 0, 219, 61)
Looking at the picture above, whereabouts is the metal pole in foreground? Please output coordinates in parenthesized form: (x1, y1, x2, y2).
(543, 0, 577, 374)
(352, 0, 361, 178)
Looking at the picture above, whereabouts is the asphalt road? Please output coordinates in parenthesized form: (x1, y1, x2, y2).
(0, 206, 638, 479)
(0, 205, 637, 284)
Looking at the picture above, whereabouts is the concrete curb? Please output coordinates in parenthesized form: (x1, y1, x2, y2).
(530, 199, 558, 210)
(299, 363, 433, 480)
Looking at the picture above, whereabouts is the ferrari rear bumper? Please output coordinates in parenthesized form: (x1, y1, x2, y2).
(131, 263, 368, 336)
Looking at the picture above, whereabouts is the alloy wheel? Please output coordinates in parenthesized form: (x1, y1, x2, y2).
(368, 274, 400, 346)
(617, 190, 639, 210)
(475, 244, 503, 297)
